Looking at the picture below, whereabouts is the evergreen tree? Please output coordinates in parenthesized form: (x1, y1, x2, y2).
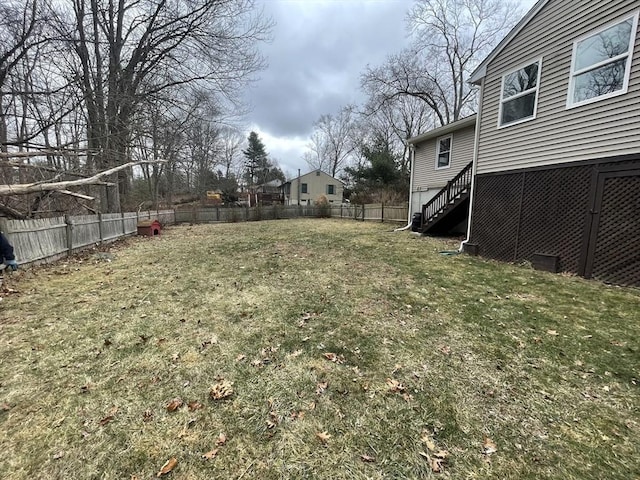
(243, 131, 269, 187)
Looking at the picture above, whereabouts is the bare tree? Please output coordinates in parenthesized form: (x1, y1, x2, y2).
(362, 0, 521, 126)
(303, 131, 331, 174)
(50, 0, 271, 212)
(360, 94, 432, 174)
(0, 0, 42, 154)
(218, 127, 244, 179)
(304, 107, 357, 178)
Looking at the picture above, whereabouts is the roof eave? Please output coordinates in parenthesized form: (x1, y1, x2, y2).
(407, 114, 477, 145)
(467, 0, 550, 84)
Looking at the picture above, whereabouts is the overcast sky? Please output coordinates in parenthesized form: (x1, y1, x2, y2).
(243, 0, 538, 178)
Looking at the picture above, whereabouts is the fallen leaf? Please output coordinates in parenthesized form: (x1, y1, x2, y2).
(323, 352, 337, 362)
(236, 354, 246, 362)
(99, 406, 118, 426)
(215, 433, 227, 446)
(316, 431, 331, 443)
(421, 434, 437, 452)
(360, 454, 376, 462)
(187, 401, 203, 411)
(142, 410, 154, 422)
(482, 436, 498, 455)
(53, 451, 64, 460)
(1, 403, 11, 411)
(419, 450, 448, 472)
(316, 381, 328, 395)
(210, 379, 234, 400)
(438, 345, 451, 355)
(289, 349, 303, 358)
(385, 378, 406, 393)
(166, 398, 183, 412)
(267, 411, 279, 429)
(291, 410, 305, 420)
(547, 330, 559, 336)
(157, 457, 178, 477)
(202, 449, 219, 460)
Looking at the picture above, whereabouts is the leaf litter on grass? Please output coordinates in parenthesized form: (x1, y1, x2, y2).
(1, 220, 640, 479)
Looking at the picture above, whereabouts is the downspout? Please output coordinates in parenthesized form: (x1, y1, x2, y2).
(394, 142, 416, 232)
(459, 78, 484, 252)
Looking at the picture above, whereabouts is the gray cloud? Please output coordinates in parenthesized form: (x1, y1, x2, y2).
(245, 0, 412, 139)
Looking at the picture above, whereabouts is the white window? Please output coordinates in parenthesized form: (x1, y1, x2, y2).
(326, 184, 335, 195)
(436, 135, 452, 169)
(568, 12, 638, 108)
(498, 59, 542, 127)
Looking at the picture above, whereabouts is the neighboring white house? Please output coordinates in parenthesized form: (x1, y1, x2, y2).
(407, 115, 476, 233)
(464, 0, 640, 286)
(281, 170, 344, 205)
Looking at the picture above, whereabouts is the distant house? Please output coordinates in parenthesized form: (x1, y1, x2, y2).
(407, 115, 476, 234)
(244, 179, 283, 206)
(282, 170, 344, 205)
(463, 0, 640, 285)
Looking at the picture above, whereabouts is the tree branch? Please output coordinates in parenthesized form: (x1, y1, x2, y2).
(0, 159, 166, 195)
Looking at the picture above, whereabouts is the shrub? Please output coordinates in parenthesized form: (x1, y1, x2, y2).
(315, 195, 331, 218)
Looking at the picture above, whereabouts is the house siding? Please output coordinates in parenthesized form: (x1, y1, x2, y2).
(477, 0, 640, 175)
(287, 170, 343, 205)
(413, 124, 476, 190)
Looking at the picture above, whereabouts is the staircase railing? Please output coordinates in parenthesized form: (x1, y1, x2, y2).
(421, 160, 473, 229)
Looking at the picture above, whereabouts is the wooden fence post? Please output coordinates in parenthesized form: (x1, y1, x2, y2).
(362, 204, 366, 222)
(216, 207, 220, 222)
(381, 202, 384, 223)
(121, 213, 126, 235)
(98, 213, 104, 244)
(65, 215, 73, 256)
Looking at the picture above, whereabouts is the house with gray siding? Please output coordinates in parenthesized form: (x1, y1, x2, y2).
(407, 115, 476, 234)
(464, 0, 640, 286)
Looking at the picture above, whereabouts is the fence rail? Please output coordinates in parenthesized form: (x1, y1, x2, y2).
(1, 204, 406, 267)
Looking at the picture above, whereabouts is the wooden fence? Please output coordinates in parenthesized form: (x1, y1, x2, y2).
(174, 203, 409, 224)
(1, 210, 175, 266)
(1, 203, 407, 267)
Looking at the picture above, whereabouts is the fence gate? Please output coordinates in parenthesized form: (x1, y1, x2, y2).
(580, 164, 640, 286)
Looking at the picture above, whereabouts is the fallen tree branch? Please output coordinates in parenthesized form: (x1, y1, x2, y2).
(56, 190, 95, 201)
(0, 160, 166, 196)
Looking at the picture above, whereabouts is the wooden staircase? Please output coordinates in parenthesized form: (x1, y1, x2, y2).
(421, 161, 473, 234)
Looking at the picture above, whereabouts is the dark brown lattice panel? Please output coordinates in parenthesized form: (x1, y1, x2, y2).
(471, 157, 640, 285)
(516, 166, 592, 273)
(470, 172, 522, 261)
(591, 174, 640, 286)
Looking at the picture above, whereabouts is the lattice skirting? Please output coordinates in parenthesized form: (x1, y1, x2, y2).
(469, 156, 640, 287)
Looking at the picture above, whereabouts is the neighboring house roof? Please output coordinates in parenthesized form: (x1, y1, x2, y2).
(283, 169, 345, 185)
(406, 115, 477, 145)
(468, 0, 550, 84)
(256, 179, 282, 188)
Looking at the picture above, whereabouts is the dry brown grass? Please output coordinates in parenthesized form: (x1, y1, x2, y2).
(1, 219, 639, 479)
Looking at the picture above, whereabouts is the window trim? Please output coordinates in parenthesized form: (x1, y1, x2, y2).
(566, 11, 639, 109)
(497, 57, 543, 128)
(301, 183, 308, 194)
(435, 134, 453, 170)
(326, 184, 335, 195)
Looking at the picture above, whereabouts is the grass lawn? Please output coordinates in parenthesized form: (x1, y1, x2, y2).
(1, 219, 639, 479)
